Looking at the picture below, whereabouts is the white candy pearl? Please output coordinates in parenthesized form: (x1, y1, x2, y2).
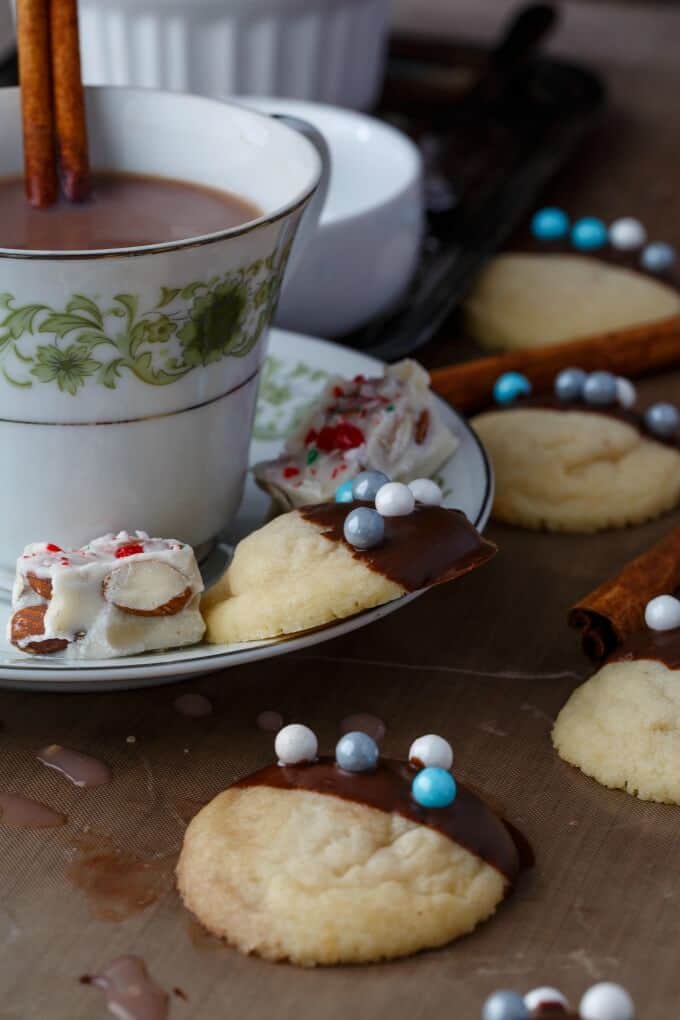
(524, 988, 569, 1012)
(408, 478, 443, 506)
(609, 217, 647, 251)
(644, 594, 680, 632)
(579, 982, 635, 1020)
(275, 724, 318, 765)
(615, 377, 637, 409)
(375, 482, 415, 517)
(408, 734, 454, 771)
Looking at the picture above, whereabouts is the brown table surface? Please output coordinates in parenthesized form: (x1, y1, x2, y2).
(2, 3, 680, 1019)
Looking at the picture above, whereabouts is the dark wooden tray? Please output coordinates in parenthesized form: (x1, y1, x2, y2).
(344, 8, 605, 359)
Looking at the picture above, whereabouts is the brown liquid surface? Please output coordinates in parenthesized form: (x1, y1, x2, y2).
(37, 744, 111, 788)
(300, 502, 496, 592)
(81, 956, 168, 1020)
(237, 757, 524, 882)
(0, 792, 66, 828)
(0, 171, 261, 251)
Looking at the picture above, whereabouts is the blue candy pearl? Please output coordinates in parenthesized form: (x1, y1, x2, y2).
(583, 371, 618, 406)
(641, 242, 676, 273)
(352, 470, 390, 502)
(571, 216, 607, 251)
(554, 367, 587, 402)
(531, 207, 569, 241)
(411, 767, 457, 809)
(493, 372, 532, 406)
(336, 731, 379, 772)
(644, 402, 680, 439)
(482, 991, 530, 1020)
(335, 479, 355, 503)
(343, 507, 385, 549)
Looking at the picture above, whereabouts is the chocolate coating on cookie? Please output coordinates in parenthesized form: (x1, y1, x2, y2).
(608, 624, 680, 670)
(300, 502, 496, 592)
(516, 395, 679, 450)
(237, 757, 524, 883)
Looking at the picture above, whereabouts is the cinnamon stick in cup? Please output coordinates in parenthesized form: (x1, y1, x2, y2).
(16, 0, 59, 208)
(50, 0, 91, 202)
(430, 315, 680, 414)
(569, 526, 680, 661)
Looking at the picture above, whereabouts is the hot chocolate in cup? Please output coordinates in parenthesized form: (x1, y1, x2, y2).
(0, 86, 326, 576)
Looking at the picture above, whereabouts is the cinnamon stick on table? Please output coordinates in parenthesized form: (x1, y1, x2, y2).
(50, 0, 91, 202)
(430, 315, 680, 415)
(16, 0, 59, 208)
(569, 526, 680, 662)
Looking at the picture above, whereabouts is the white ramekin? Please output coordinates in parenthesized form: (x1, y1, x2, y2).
(240, 96, 424, 337)
(74, 0, 389, 109)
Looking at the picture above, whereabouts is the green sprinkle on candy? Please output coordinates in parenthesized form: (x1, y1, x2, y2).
(306, 448, 319, 465)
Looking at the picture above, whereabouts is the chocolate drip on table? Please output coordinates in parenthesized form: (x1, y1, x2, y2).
(237, 757, 525, 883)
(81, 956, 168, 1020)
(0, 792, 66, 828)
(300, 503, 496, 591)
(37, 744, 111, 788)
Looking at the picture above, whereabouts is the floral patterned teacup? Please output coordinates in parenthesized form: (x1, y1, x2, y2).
(0, 86, 325, 572)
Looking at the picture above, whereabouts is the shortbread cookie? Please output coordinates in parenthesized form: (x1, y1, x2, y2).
(202, 501, 495, 643)
(254, 360, 458, 511)
(464, 253, 680, 350)
(472, 408, 680, 532)
(8, 532, 204, 659)
(553, 658, 680, 804)
(177, 758, 521, 965)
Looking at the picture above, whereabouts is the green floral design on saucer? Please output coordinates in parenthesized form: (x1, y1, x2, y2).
(0, 242, 292, 394)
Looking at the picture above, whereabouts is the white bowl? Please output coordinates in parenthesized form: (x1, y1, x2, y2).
(239, 97, 425, 336)
(70, 0, 388, 110)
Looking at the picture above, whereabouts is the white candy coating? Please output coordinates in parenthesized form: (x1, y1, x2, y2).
(609, 217, 647, 251)
(615, 377, 637, 409)
(579, 982, 635, 1020)
(375, 482, 415, 517)
(408, 478, 443, 506)
(275, 724, 318, 765)
(524, 988, 569, 1012)
(644, 594, 680, 632)
(408, 734, 454, 771)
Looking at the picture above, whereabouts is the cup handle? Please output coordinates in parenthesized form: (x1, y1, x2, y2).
(270, 114, 331, 279)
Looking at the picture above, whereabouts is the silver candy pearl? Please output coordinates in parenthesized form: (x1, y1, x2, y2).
(482, 991, 529, 1020)
(640, 241, 676, 273)
(554, 367, 587, 402)
(343, 507, 385, 549)
(335, 731, 379, 772)
(644, 401, 680, 439)
(583, 371, 618, 406)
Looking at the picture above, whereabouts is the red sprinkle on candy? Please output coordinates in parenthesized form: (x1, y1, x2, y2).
(316, 422, 364, 452)
(283, 466, 300, 479)
(332, 386, 343, 398)
(304, 429, 318, 446)
(115, 543, 145, 559)
(353, 375, 365, 384)
(46, 543, 62, 553)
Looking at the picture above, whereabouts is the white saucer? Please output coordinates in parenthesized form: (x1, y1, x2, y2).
(0, 328, 493, 691)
